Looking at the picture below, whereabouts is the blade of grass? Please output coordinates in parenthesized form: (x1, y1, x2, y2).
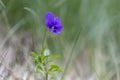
(0, 19, 25, 49)
(2, 10, 11, 29)
(24, 7, 39, 20)
(0, 50, 8, 64)
(0, 0, 5, 8)
(108, 41, 120, 80)
(61, 31, 81, 80)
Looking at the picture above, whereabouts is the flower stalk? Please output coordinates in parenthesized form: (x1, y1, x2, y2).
(42, 29, 48, 80)
(30, 12, 62, 80)
(42, 28, 47, 50)
(45, 64, 48, 80)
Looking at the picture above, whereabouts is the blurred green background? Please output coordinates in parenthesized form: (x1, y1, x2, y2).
(0, 0, 120, 80)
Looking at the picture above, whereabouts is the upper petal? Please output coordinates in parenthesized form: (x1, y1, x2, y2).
(45, 21, 53, 28)
(54, 17, 61, 25)
(45, 12, 54, 22)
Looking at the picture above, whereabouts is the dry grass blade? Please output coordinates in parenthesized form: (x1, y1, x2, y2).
(0, 19, 25, 49)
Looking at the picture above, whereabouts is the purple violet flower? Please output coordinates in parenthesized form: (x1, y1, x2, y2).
(45, 12, 63, 35)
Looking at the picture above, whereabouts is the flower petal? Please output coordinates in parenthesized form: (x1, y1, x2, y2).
(54, 17, 61, 25)
(45, 21, 53, 28)
(54, 23, 63, 30)
(44, 12, 63, 35)
(45, 12, 54, 22)
(53, 25, 63, 35)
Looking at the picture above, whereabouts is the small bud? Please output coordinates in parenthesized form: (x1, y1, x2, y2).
(44, 49, 50, 56)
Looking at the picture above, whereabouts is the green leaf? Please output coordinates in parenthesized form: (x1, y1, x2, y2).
(51, 54, 60, 59)
(34, 64, 43, 72)
(41, 47, 45, 54)
(30, 52, 37, 58)
(34, 64, 38, 72)
(48, 64, 62, 74)
(37, 55, 42, 63)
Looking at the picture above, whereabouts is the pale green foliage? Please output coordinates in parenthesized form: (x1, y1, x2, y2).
(30, 49, 62, 79)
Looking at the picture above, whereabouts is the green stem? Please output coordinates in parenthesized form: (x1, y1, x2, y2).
(44, 53, 48, 80)
(45, 66, 48, 80)
(46, 74, 48, 80)
(42, 28, 47, 50)
(61, 31, 80, 80)
(42, 28, 48, 80)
